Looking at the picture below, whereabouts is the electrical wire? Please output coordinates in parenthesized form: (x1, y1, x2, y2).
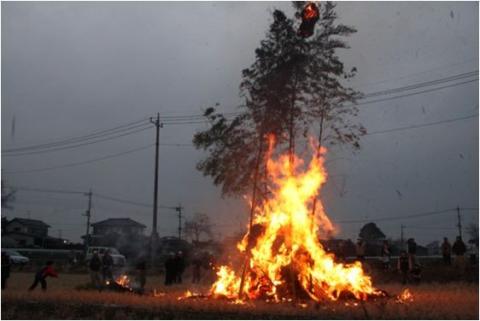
(365, 113, 478, 136)
(3, 125, 153, 156)
(360, 71, 478, 99)
(13, 186, 86, 195)
(3, 144, 154, 174)
(3, 117, 150, 153)
(353, 78, 478, 108)
(94, 192, 176, 209)
(335, 208, 458, 224)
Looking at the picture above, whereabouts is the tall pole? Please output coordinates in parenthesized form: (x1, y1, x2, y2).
(456, 206, 462, 238)
(84, 189, 92, 254)
(150, 113, 162, 261)
(400, 224, 405, 251)
(176, 204, 183, 240)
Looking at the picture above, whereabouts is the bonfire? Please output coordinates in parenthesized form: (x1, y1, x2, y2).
(105, 274, 133, 293)
(182, 137, 388, 304)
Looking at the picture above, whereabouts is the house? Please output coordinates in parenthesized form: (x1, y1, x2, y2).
(3, 218, 50, 248)
(426, 241, 440, 255)
(91, 218, 146, 237)
(86, 218, 147, 259)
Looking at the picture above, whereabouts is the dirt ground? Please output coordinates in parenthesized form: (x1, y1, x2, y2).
(1, 272, 478, 319)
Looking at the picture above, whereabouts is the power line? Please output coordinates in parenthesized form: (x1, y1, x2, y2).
(355, 57, 477, 90)
(13, 186, 85, 195)
(353, 78, 478, 108)
(365, 113, 478, 136)
(335, 208, 456, 224)
(93, 193, 151, 208)
(94, 192, 176, 210)
(3, 125, 153, 156)
(335, 207, 478, 225)
(361, 70, 477, 99)
(2, 118, 150, 153)
(3, 144, 154, 174)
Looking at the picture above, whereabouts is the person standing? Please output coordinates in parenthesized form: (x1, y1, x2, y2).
(28, 261, 58, 291)
(135, 259, 147, 293)
(174, 251, 185, 284)
(89, 251, 102, 289)
(441, 237, 452, 265)
(102, 250, 114, 283)
(192, 253, 202, 283)
(355, 239, 366, 262)
(397, 251, 409, 284)
(1, 252, 11, 290)
(337, 240, 346, 263)
(381, 240, 391, 271)
(407, 238, 417, 270)
(452, 236, 467, 274)
(164, 252, 175, 286)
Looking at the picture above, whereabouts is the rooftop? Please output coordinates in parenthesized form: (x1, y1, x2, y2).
(91, 218, 146, 228)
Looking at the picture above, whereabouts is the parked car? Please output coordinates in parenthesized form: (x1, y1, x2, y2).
(85, 246, 126, 267)
(1, 249, 30, 265)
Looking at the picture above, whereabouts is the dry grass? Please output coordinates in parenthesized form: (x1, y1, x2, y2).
(1, 272, 478, 319)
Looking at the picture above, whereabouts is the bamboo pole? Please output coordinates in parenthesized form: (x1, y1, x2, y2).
(237, 136, 265, 300)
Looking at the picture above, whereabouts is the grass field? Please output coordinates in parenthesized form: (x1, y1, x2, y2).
(1, 272, 478, 319)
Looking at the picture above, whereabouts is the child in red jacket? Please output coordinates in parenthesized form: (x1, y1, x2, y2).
(28, 261, 58, 291)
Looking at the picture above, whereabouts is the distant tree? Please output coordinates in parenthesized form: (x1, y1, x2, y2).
(466, 223, 479, 246)
(1, 180, 15, 210)
(184, 213, 213, 243)
(359, 222, 386, 243)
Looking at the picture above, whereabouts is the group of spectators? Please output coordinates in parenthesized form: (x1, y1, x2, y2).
(88, 249, 114, 289)
(164, 251, 186, 285)
(353, 236, 477, 284)
(441, 236, 474, 271)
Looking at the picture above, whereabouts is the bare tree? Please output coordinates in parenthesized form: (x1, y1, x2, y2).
(183, 213, 213, 243)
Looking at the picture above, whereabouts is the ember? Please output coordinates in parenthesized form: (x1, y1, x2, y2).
(199, 137, 383, 303)
(396, 288, 414, 303)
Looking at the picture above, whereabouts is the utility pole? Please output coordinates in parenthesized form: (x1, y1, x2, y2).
(400, 224, 405, 251)
(83, 189, 92, 254)
(176, 204, 183, 240)
(456, 206, 462, 238)
(149, 113, 163, 261)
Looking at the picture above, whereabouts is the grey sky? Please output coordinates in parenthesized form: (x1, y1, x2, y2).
(2, 1, 478, 245)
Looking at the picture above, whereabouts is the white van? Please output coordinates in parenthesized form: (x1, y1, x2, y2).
(85, 246, 126, 267)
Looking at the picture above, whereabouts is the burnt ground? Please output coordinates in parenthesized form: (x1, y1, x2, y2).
(1, 272, 478, 319)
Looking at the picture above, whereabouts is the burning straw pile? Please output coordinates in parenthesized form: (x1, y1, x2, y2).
(182, 139, 386, 304)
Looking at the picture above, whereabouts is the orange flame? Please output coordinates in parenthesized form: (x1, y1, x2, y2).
(209, 139, 381, 302)
(397, 288, 414, 303)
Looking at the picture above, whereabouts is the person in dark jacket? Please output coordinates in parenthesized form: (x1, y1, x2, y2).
(135, 259, 147, 293)
(410, 263, 422, 284)
(407, 238, 417, 270)
(89, 251, 102, 289)
(452, 236, 467, 274)
(397, 251, 409, 284)
(164, 253, 175, 285)
(441, 237, 452, 265)
(102, 250, 114, 283)
(28, 261, 58, 291)
(174, 251, 185, 284)
(191, 254, 202, 283)
(2, 252, 11, 290)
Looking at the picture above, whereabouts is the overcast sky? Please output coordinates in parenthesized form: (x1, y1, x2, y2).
(2, 1, 478, 245)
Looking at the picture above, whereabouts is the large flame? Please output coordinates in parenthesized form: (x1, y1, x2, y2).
(209, 138, 381, 302)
